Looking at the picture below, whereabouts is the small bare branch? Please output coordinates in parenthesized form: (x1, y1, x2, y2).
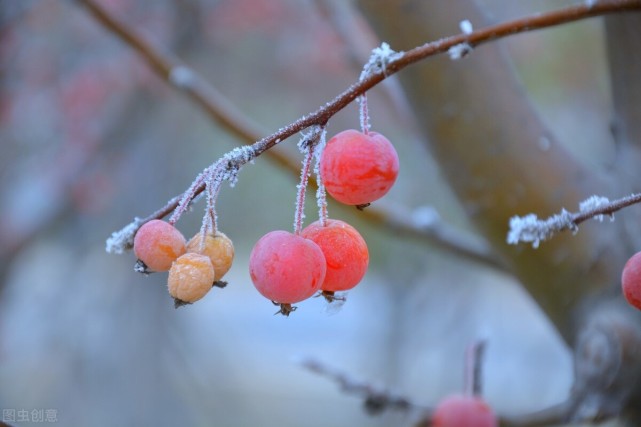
(299, 358, 420, 416)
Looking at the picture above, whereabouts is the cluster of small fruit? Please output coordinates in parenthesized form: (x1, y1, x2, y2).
(133, 219, 234, 306)
(129, 125, 399, 311)
(249, 128, 399, 315)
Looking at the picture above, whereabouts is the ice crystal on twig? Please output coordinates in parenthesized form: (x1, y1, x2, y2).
(360, 42, 402, 80)
(459, 19, 473, 34)
(358, 44, 400, 134)
(579, 195, 611, 222)
(507, 210, 576, 248)
(506, 194, 638, 248)
(106, 217, 143, 254)
(448, 43, 473, 60)
(220, 145, 256, 187)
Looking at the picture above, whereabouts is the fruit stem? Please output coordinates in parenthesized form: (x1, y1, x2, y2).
(464, 340, 487, 397)
(317, 178, 328, 227)
(168, 172, 207, 226)
(358, 94, 370, 135)
(294, 144, 315, 235)
(314, 127, 329, 227)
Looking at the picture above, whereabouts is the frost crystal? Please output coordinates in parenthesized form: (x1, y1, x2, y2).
(220, 145, 256, 187)
(507, 210, 576, 248)
(357, 94, 371, 134)
(105, 218, 142, 254)
(360, 42, 403, 80)
(293, 138, 315, 234)
(459, 19, 473, 34)
(448, 43, 472, 60)
(579, 195, 611, 222)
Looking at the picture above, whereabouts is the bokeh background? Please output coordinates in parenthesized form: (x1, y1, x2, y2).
(0, 1, 615, 426)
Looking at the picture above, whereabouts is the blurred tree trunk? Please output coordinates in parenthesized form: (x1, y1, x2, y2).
(357, 0, 641, 423)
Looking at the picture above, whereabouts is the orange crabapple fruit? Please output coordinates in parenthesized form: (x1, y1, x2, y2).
(622, 251, 641, 311)
(167, 252, 215, 304)
(249, 230, 326, 306)
(133, 219, 186, 272)
(320, 129, 399, 206)
(186, 231, 234, 281)
(301, 219, 368, 293)
(432, 395, 498, 427)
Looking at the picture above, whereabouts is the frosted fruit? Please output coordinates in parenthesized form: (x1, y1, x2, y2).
(249, 230, 326, 304)
(301, 219, 368, 292)
(186, 231, 234, 281)
(622, 251, 641, 310)
(320, 129, 399, 205)
(433, 395, 498, 427)
(168, 253, 215, 303)
(133, 219, 186, 272)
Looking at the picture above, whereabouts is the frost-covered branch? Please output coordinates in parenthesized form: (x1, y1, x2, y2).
(78, 0, 641, 162)
(90, 0, 641, 262)
(507, 193, 641, 248)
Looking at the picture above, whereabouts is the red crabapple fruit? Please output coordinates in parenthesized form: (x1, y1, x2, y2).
(432, 395, 498, 427)
(186, 231, 234, 281)
(168, 252, 215, 304)
(133, 219, 186, 272)
(249, 231, 326, 306)
(622, 251, 641, 310)
(320, 129, 399, 206)
(301, 219, 368, 292)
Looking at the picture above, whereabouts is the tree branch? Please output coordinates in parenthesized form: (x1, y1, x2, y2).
(81, 0, 507, 269)
(299, 358, 420, 416)
(83, 0, 641, 272)
(507, 193, 641, 248)
(77, 0, 641, 168)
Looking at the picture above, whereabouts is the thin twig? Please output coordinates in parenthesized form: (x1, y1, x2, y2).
(299, 358, 420, 415)
(77, 0, 641, 170)
(312, 0, 419, 127)
(508, 193, 641, 248)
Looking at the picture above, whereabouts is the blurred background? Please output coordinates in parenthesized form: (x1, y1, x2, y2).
(0, 0, 615, 426)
